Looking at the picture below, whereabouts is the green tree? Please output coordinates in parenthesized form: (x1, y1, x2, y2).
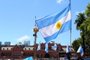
(72, 4, 90, 55)
(72, 38, 82, 51)
(75, 13, 86, 30)
(85, 3, 90, 17)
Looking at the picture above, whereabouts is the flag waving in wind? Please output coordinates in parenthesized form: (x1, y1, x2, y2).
(36, 2, 71, 43)
(77, 45, 84, 56)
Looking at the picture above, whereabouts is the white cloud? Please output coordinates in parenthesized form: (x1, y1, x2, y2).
(76, 12, 80, 15)
(75, 10, 84, 15)
(18, 35, 30, 41)
(56, 0, 63, 4)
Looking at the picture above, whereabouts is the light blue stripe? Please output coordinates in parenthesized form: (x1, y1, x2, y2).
(24, 57, 33, 60)
(35, 6, 70, 29)
(44, 30, 59, 43)
(44, 20, 71, 43)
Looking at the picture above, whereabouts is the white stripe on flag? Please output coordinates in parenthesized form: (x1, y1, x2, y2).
(40, 11, 71, 38)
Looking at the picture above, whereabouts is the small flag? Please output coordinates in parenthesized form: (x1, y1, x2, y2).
(24, 57, 33, 60)
(52, 44, 57, 51)
(36, 3, 71, 43)
(77, 46, 84, 56)
(66, 45, 71, 60)
(66, 45, 71, 53)
(45, 43, 48, 53)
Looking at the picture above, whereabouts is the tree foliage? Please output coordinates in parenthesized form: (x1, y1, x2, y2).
(72, 3, 90, 54)
(85, 3, 90, 17)
(75, 13, 86, 30)
(72, 38, 82, 51)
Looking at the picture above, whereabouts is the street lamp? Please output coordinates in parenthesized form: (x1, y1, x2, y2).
(33, 25, 39, 59)
(33, 25, 39, 45)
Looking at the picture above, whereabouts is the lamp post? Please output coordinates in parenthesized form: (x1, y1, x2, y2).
(33, 26, 39, 45)
(33, 25, 39, 59)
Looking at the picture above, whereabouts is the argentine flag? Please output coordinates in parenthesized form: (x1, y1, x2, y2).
(77, 46, 84, 56)
(66, 45, 71, 53)
(24, 57, 33, 60)
(36, 4, 71, 42)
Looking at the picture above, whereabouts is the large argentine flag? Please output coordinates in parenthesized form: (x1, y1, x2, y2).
(36, 4, 71, 42)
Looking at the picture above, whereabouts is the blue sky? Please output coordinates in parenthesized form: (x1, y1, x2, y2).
(0, 0, 90, 45)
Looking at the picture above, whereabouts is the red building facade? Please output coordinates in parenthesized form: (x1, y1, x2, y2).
(0, 43, 75, 59)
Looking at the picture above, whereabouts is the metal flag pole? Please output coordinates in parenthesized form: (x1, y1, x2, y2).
(69, 0, 72, 47)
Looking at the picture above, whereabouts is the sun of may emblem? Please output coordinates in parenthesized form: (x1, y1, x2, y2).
(55, 21, 62, 30)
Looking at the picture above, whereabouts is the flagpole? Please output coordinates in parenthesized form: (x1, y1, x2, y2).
(33, 16, 39, 60)
(69, 0, 72, 47)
